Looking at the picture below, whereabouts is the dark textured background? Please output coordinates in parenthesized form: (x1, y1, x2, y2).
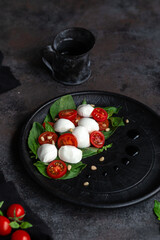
(0, 0, 160, 239)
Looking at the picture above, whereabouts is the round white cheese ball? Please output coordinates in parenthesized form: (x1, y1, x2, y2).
(59, 146, 82, 164)
(78, 118, 99, 133)
(54, 118, 75, 133)
(37, 144, 57, 163)
(72, 126, 90, 148)
(77, 104, 94, 117)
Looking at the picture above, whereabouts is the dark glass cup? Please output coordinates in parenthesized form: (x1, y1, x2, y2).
(42, 27, 95, 85)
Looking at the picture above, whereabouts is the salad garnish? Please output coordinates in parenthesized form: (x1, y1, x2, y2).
(28, 94, 125, 180)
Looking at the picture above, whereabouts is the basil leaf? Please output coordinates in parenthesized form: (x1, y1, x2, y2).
(44, 122, 55, 132)
(20, 222, 33, 229)
(59, 162, 87, 180)
(44, 113, 52, 123)
(28, 122, 44, 157)
(97, 143, 113, 153)
(0, 210, 3, 216)
(50, 95, 76, 121)
(82, 144, 112, 158)
(109, 117, 125, 127)
(34, 161, 50, 179)
(0, 201, 4, 208)
(154, 200, 160, 220)
(9, 221, 20, 229)
(81, 98, 87, 104)
(103, 106, 122, 118)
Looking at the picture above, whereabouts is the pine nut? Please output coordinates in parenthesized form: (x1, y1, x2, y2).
(99, 156, 105, 162)
(52, 140, 55, 145)
(67, 165, 72, 171)
(83, 182, 89, 186)
(91, 165, 97, 170)
(105, 128, 110, 132)
(126, 119, 129, 123)
(90, 104, 95, 107)
(69, 128, 73, 132)
(54, 118, 58, 121)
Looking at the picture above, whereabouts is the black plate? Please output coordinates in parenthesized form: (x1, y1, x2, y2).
(20, 91, 160, 208)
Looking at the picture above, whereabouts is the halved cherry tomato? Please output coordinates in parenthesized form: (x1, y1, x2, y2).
(57, 133, 78, 149)
(46, 160, 67, 179)
(71, 114, 81, 126)
(58, 109, 77, 121)
(11, 230, 31, 240)
(98, 119, 109, 131)
(90, 131, 105, 148)
(92, 108, 108, 122)
(38, 131, 58, 145)
(42, 122, 54, 129)
(7, 204, 25, 221)
(0, 216, 12, 236)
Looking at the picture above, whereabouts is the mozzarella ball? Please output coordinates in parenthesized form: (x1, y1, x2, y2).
(78, 118, 99, 133)
(72, 126, 90, 148)
(77, 104, 94, 117)
(54, 118, 75, 133)
(59, 146, 82, 164)
(37, 144, 57, 163)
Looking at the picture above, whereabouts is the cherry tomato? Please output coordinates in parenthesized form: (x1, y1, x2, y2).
(7, 204, 25, 221)
(58, 109, 77, 121)
(71, 114, 81, 126)
(38, 131, 58, 145)
(46, 160, 67, 179)
(57, 133, 78, 149)
(90, 131, 105, 148)
(11, 230, 31, 240)
(98, 119, 109, 131)
(42, 122, 54, 129)
(0, 216, 12, 236)
(92, 108, 108, 122)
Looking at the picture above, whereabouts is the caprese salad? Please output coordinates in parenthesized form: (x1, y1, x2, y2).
(28, 95, 125, 180)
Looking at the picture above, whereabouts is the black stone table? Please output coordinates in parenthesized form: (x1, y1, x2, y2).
(0, 1, 160, 239)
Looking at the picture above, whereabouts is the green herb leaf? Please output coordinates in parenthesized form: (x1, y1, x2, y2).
(9, 221, 20, 229)
(44, 113, 52, 123)
(97, 143, 113, 153)
(50, 95, 76, 121)
(20, 222, 33, 229)
(28, 122, 44, 157)
(44, 122, 55, 132)
(0, 201, 4, 208)
(34, 161, 50, 178)
(59, 162, 87, 180)
(103, 106, 122, 118)
(0, 210, 3, 216)
(82, 144, 112, 158)
(81, 98, 87, 104)
(153, 200, 160, 220)
(109, 117, 125, 127)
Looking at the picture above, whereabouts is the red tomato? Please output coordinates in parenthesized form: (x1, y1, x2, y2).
(58, 109, 77, 121)
(38, 131, 58, 145)
(98, 119, 109, 131)
(92, 108, 108, 122)
(0, 216, 12, 236)
(90, 131, 105, 148)
(57, 133, 78, 149)
(42, 122, 54, 129)
(71, 114, 81, 126)
(7, 204, 25, 221)
(46, 160, 67, 179)
(11, 230, 31, 240)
